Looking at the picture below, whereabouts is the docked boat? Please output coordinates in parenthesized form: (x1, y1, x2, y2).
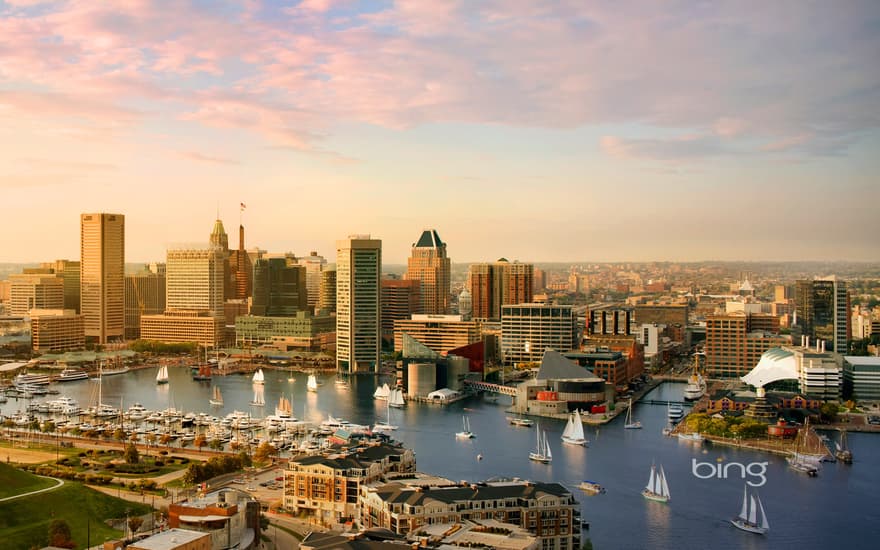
(578, 481, 606, 495)
(642, 463, 670, 503)
(373, 383, 391, 401)
(529, 428, 552, 463)
(624, 398, 642, 429)
(126, 402, 149, 421)
(667, 403, 684, 422)
(252, 369, 265, 385)
(561, 409, 588, 446)
(788, 421, 820, 476)
(835, 430, 853, 464)
(388, 387, 406, 408)
(456, 416, 475, 439)
(373, 401, 398, 432)
(683, 355, 707, 401)
(307, 374, 319, 393)
(100, 358, 130, 376)
(58, 368, 89, 382)
(156, 365, 169, 385)
(730, 484, 769, 535)
(677, 432, 704, 443)
(14, 373, 51, 386)
(508, 416, 534, 427)
(209, 386, 224, 407)
(192, 364, 212, 381)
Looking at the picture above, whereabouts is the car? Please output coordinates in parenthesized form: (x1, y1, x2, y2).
(275, 476, 284, 481)
(232, 478, 245, 484)
(246, 486, 256, 491)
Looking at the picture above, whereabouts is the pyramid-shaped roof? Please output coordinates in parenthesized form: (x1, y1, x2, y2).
(415, 229, 444, 248)
(402, 333, 441, 359)
(536, 349, 592, 380)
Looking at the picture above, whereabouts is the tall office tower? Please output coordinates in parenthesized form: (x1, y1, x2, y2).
(774, 284, 791, 303)
(467, 259, 534, 320)
(404, 229, 450, 315)
(41, 260, 81, 312)
(533, 268, 546, 293)
(80, 213, 124, 344)
(297, 251, 328, 312)
(8, 272, 64, 316)
(318, 269, 336, 314)
(381, 279, 420, 342)
(336, 235, 381, 373)
(228, 225, 252, 301)
(124, 269, 166, 339)
(166, 248, 225, 316)
(501, 304, 578, 365)
(795, 278, 850, 352)
(251, 257, 308, 316)
(705, 312, 789, 378)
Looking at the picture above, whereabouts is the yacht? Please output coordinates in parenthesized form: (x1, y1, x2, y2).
(126, 403, 149, 421)
(624, 398, 642, 429)
(455, 416, 475, 439)
(156, 365, 169, 385)
(561, 409, 588, 446)
(683, 356, 707, 401)
(667, 403, 684, 422)
(730, 484, 769, 535)
(529, 429, 552, 463)
(373, 383, 391, 401)
(58, 368, 89, 382)
(14, 373, 51, 386)
(578, 481, 606, 495)
(252, 369, 265, 385)
(388, 387, 406, 408)
(642, 463, 671, 503)
(508, 416, 534, 427)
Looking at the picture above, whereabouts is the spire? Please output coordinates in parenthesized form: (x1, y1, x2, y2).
(414, 229, 444, 248)
(210, 218, 228, 250)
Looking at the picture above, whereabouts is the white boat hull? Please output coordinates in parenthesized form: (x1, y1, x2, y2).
(730, 518, 767, 535)
(529, 452, 551, 463)
(642, 489, 669, 503)
(562, 436, 587, 446)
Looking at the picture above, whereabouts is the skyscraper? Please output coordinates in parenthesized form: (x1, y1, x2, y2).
(381, 279, 420, 343)
(404, 229, 450, 315)
(251, 257, 308, 316)
(297, 251, 328, 312)
(8, 272, 64, 316)
(80, 213, 125, 344)
(795, 278, 850, 352)
(336, 235, 381, 373)
(467, 259, 534, 320)
(318, 269, 337, 314)
(166, 248, 225, 315)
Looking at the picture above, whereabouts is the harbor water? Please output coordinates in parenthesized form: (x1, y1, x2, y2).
(3, 367, 880, 549)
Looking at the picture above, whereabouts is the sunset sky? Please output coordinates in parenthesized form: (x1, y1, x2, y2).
(2, 1, 879, 264)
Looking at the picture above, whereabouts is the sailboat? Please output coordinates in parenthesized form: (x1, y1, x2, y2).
(835, 429, 853, 464)
(730, 484, 769, 535)
(209, 386, 224, 407)
(307, 374, 318, 393)
(275, 395, 292, 418)
(641, 463, 670, 503)
(250, 385, 265, 407)
(624, 398, 642, 429)
(388, 387, 406, 408)
(456, 416, 475, 439)
(373, 401, 398, 432)
(156, 364, 169, 385)
(373, 383, 391, 401)
(561, 409, 588, 446)
(787, 420, 819, 476)
(529, 428, 552, 463)
(252, 369, 265, 385)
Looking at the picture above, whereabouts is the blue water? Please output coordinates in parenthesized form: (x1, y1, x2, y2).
(4, 367, 880, 549)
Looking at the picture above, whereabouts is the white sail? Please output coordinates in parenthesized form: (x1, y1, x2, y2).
(389, 388, 405, 407)
(758, 495, 769, 530)
(253, 369, 264, 384)
(562, 414, 574, 438)
(546, 433, 552, 459)
(646, 465, 656, 492)
(659, 466, 669, 498)
(739, 485, 749, 520)
(571, 410, 585, 440)
(307, 374, 318, 392)
(374, 383, 391, 400)
(748, 496, 757, 525)
(156, 365, 168, 383)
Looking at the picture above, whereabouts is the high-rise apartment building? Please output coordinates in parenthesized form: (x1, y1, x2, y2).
(336, 235, 381, 373)
(705, 311, 790, 378)
(251, 257, 308, 316)
(501, 304, 578, 365)
(795, 278, 850, 352)
(381, 279, 420, 342)
(318, 269, 336, 314)
(41, 260, 81, 312)
(8, 272, 65, 316)
(166, 248, 225, 315)
(468, 259, 533, 320)
(296, 251, 328, 312)
(124, 268, 166, 339)
(80, 212, 125, 344)
(404, 229, 450, 315)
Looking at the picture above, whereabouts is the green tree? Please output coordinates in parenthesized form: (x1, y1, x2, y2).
(820, 402, 838, 423)
(128, 515, 144, 535)
(42, 420, 56, 434)
(114, 427, 127, 442)
(209, 438, 223, 451)
(47, 518, 75, 549)
(124, 442, 140, 464)
(253, 442, 278, 464)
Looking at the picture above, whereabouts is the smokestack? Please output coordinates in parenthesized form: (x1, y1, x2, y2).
(821, 340, 825, 353)
(805, 336, 810, 349)
(239, 225, 245, 251)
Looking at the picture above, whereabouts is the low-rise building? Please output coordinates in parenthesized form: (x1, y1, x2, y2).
(514, 350, 606, 416)
(29, 309, 84, 352)
(235, 312, 335, 348)
(126, 528, 212, 550)
(843, 356, 880, 401)
(393, 315, 482, 355)
(284, 443, 416, 527)
(140, 310, 224, 348)
(359, 479, 580, 550)
(167, 488, 259, 550)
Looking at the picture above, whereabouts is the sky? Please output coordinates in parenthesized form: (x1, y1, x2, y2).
(1, 0, 879, 264)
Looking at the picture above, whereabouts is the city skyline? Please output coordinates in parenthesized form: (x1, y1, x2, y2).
(2, 1, 879, 263)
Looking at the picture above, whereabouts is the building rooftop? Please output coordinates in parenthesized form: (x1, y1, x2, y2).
(414, 229, 444, 248)
(127, 528, 209, 550)
(370, 479, 572, 507)
(537, 349, 601, 381)
(844, 356, 880, 366)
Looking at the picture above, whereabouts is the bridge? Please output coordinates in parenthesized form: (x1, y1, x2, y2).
(463, 380, 518, 396)
(638, 399, 695, 407)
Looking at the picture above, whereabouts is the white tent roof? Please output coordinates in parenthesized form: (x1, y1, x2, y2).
(741, 348, 798, 389)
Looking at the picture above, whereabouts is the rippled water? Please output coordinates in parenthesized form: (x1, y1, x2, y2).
(4, 367, 880, 549)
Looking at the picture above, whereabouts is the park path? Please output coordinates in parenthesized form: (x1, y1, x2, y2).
(0, 476, 64, 502)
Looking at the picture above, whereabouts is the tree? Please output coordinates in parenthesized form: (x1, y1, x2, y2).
(253, 442, 278, 464)
(42, 420, 56, 434)
(820, 402, 838, 423)
(159, 433, 172, 447)
(114, 428, 127, 442)
(195, 435, 207, 451)
(209, 438, 223, 451)
(47, 519, 75, 549)
(128, 515, 144, 535)
(124, 442, 140, 464)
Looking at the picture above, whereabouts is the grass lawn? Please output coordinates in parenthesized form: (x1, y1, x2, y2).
(0, 462, 57, 499)
(0, 481, 150, 550)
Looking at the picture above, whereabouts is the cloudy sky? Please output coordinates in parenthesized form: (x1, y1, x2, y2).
(2, 0, 879, 264)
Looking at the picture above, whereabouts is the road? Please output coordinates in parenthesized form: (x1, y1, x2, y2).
(0, 476, 64, 502)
